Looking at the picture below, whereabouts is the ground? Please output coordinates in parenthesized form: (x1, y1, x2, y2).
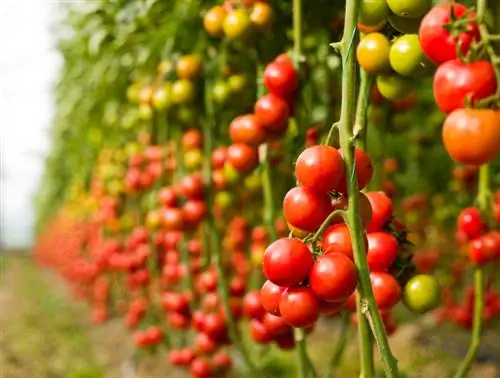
(0, 253, 499, 378)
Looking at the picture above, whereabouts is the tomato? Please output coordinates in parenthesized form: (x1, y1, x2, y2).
(279, 286, 319, 328)
(226, 143, 259, 173)
(212, 81, 231, 104)
(365, 191, 393, 232)
(283, 186, 333, 232)
(195, 332, 219, 355)
(176, 55, 202, 79)
(370, 272, 401, 310)
(171, 79, 196, 104)
(309, 253, 357, 301)
(419, 4, 479, 65)
(366, 232, 399, 272)
(190, 358, 213, 378)
(204, 6, 226, 37)
(356, 33, 391, 75)
(433, 60, 497, 114)
(243, 291, 266, 319)
(457, 207, 487, 240)
(228, 74, 247, 93)
(212, 146, 227, 169)
(250, 318, 272, 343)
(223, 9, 252, 40)
(388, 12, 422, 34)
(322, 223, 368, 261)
(250, 2, 274, 30)
(263, 238, 313, 287)
(403, 274, 441, 313)
(467, 235, 497, 264)
(442, 108, 500, 165)
(160, 207, 184, 230)
(319, 299, 345, 316)
(158, 186, 177, 207)
(337, 148, 374, 193)
(254, 93, 289, 132)
(264, 58, 298, 97)
(389, 34, 431, 77)
(331, 193, 373, 229)
(295, 145, 345, 193)
(387, 0, 430, 18)
(376, 75, 413, 101)
(183, 200, 206, 227)
(213, 351, 232, 371)
(262, 313, 291, 336)
(275, 332, 295, 350)
(151, 84, 171, 110)
(182, 129, 202, 150)
(180, 174, 204, 199)
(229, 114, 267, 146)
(260, 280, 286, 316)
(358, 0, 389, 32)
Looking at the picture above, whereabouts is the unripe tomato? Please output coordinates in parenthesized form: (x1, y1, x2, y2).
(260, 280, 286, 316)
(442, 109, 500, 165)
(176, 55, 202, 79)
(229, 114, 267, 146)
(295, 145, 345, 193)
(138, 103, 153, 120)
(366, 231, 399, 272)
(403, 274, 441, 313)
(151, 84, 171, 110)
(388, 12, 422, 34)
(223, 9, 252, 40)
(212, 81, 231, 104)
(227, 144, 259, 173)
(204, 6, 226, 37)
(370, 272, 401, 310)
(250, 2, 275, 31)
(387, 0, 430, 18)
(228, 74, 247, 93)
(433, 60, 497, 114)
(254, 93, 289, 132)
(184, 150, 203, 170)
(279, 287, 319, 328)
(389, 34, 431, 77)
(171, 79, 196, 104)
(358, 0, 389, 32)
(263, 238, 313, 287)
(309, 253, 357, 301)
(419, 4, 479, 65)
(356, 33, 391, 75)
(376, 75, 413, 101)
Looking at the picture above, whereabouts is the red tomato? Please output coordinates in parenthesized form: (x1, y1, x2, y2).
(212, 146, 227, 169)
(337, 148, 373, 193)
(370, 272, 401, 310)
(254, 93, 290, 132)
(158, 186, 177, 207)
(457, 207, 487, 240)
(366, 232, 399, 272)
(226, 143, 259, 172)
(279, 286, 320, 328)
(190, 358, 213, 378)
(419, 4, 479, 65)
(182, 128, 202, 150)
(195, 332, 219, 355)
(213, 351, 232, 371)
(467, 235, 498, 264)
(365, 191, 393, 232)
(180, 174, 204, 199)
(319, 299, 346, 316)
(264, 58, 298, 97)
(183, 200, 206, 227)
(250, 319, 272, 343)
(322, 223, 368, 261)
(243, 291, 266, 319)
(260, 280, 286, 315)
(229, 114, 267, 146)
(263, 238, 313, 287)
(160, 207, 184, 230)
(262, 313, 291, 336)
(433, 60, 497, 114)
(283, 186, 333, 232)
(309, 253, 358, 301)
(295, 145, 345, 193)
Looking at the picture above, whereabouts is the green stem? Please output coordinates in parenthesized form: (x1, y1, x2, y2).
(357, 292, 374, 378)
(353, 70, 373, 151)
(294, 328, 316, 378)
(309, 209, 346, 244)
(329, 0, 399, 376)
(325, 313, 350, 378)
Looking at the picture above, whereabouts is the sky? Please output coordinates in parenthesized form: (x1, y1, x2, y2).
(0, 1, 60, 247)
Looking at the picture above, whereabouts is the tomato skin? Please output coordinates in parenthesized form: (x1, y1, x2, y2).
(404, 274, 441, 313)
(358, 0, 389, 32)
(366, 231, 399, 272)
(264, 59, 299, 97)
(254, 93, 289, 132)
(389, 34, 431, 77)
(295, 145, 345, 193)
(176, 55, 202, 79)
(263, 238, 313, 287)
(171, 79, 196, 104)
(322, 223, 368, 261)
(370, 272, 401, 310)
(419, 4, 479, 65)
(223, 9, 252, 40)
(279, 286, 320, 328)
(467, 235, 497, 264)
(260, 280, 286, 316)
(283, 186, 333, 233)
(309, 253, 358, 301)
(356, 32, 391, 75)
(262, 313, 291, 336)
(337, 148, 373, 193)
(250, 2, 275, 30)
(365, 191, 393, 232)
(433, 60, 497, 114)
(204, 6, 226, 37)
(226, 143, 259, 173)
(376, 74, 413, 101)
(387, 0, 430, 18)
(229, 114, 267, 146)
(442, 109, 500, 166)
(190, 358, 213, 378)
(457, 207, 487, 240)
(243, 291, 266, 319)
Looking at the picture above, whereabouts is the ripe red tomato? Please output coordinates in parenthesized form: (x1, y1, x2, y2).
(370, 272, 401, 310)
(419, 4, 479, 65)
(211, 146, 227, 169)
(180, 174, 204, 199)
(295, 145, 345, 193)
(263, 238, 313, 287)
(264, 58, 298, 97)
(442, 109, 500, 165)
(229, 114, 267, 146)
(365, 191, 393, 232)
(254, 93, 289, 132)
(283, 186, 333, 232)
(321, 223, 368, 261)
(243, 291, 266, 319)
(183, 200, 206, 227)
(160, 207, 184, 230)
(309, 253, 358, 301)
(190, 358, 213, 378)
(158, 186, 177, 207)
(457, 207, 487, 240)
(260, 280, 286, 315)
(195, 332, 219, 355)
(467, 234, 499, 264)
(226, 143, 259, 173)
(250, 318, 272, 343)
(279, 286, 320, 328)
(337, 147, 373, 193)
(262, 313, 291, 336)
(366, 232, 399, 272)
(213, 351, 232, 371)
(433, 60, 497, 114)
(319, 299, 346, 316)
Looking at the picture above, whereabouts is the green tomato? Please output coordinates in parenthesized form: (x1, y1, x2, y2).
(387, 0, 430, 18)
(215, 191, 234, 209)
(126, 83, 141, 103)
(359, 0, 389, 31)
(223, 163, 241, 185)
(356, 33, 391, 74)
(404, 274, 441, 313)
(171, 79, 196, 104)
(223, 9, 252, 40)
(388, 12, 422, 33)
(244, 172, 262, 192)
(228, 74, 247, 93)
(184, 149, 203, 170)
(151, 84, 172, 110)
(212, 81, 231, 104)
(376, 74, 413, 100)
(389, 34, 432, 77)
(138, 103, 153, 120)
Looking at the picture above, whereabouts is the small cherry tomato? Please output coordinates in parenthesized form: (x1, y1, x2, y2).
(356, 33, 391, 75)
(370, 272, 401, 310)
(376, 75, 413, 101)
(403, 274, 441, 313)
(279, 286, 320, 328)
(366, 231, 399, 272)
(260, 280, 286, 316)
(283, 186, 333, 232)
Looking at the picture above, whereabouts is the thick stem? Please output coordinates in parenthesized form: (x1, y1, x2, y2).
(329, 0, 399, 376)
(353, 69, 373, 152)
(294, 328, 317, 378)
(357, 293, 374, 378)
(325, 313, 350, 378)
